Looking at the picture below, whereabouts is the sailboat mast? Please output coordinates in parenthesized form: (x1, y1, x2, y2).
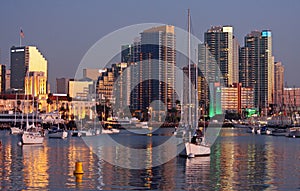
(188, 8, 191, 127)
(26, 72, 29, 127)
(195, 49, 198, 129)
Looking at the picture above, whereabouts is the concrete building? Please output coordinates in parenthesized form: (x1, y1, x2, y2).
(0, 64, 6, 93)
(10, 46, 48, 93)
(56, 78, 70, 94)
(221, 83, 254, 113)
(283, 87, 300, 112)
(69, 79, 93, 100)
(24, 71, 47, 97)
(83, 68, 100, 81)
(97, 68, 114, 102)
(240, 30, 274, 110)
(204, 26, 237, 86)
(274, 62, 284, 107)
(5, 69, 10, 91)
(139, 25, 176, 111)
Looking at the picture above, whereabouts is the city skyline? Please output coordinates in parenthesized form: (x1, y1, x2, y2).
(0, 1, 299, 90)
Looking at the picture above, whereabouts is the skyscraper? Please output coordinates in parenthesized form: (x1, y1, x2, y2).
(10, 46, 48, 94)
(274, 62, 284, 107)
(140, 25, 176, 112)
(240, 30, 274, 110)
(204, 26, 237, 86)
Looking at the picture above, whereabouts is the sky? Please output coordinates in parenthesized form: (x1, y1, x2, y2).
(0, 0, 300, 91)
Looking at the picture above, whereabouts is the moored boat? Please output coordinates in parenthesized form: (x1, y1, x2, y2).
(10, 127, 23, 135)
(286, 127, 300, 138)
(21, 124, 44, 145)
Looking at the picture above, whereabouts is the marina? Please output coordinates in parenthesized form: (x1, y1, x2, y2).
(0, 128, 299, 190)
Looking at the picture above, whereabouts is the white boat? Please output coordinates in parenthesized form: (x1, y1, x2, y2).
(178, 10, 210, 158)
(286, 127, 300, 138)
(134, 121, 148, 129)
(48, 126, 68, 139)
(48, 123, 68, 139)
(22, 124, 44, 145)
(71, 129, 82, 137)
(10, 127, 23, 135)
(180, 142, 211, 157)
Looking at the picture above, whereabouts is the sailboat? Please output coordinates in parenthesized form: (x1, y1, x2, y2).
(48, 122, 68, 139)
(21, 74, 44, 145)
(10, 91, 24, 135)
(178, 9, 211, 158)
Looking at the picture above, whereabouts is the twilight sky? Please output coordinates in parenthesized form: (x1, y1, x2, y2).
(0, 0, 299, 91)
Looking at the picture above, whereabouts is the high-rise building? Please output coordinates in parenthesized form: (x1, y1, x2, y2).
(112, 63, 131, 115)
(240, 30, 274, 110)
(0, 64, 6, 93)
(123, 25, 176, 113)
(10, 46, 48, 94)
(232, 36, 240, 84)
(274, 62, 284, 107)
(204, 26, 237, 86)
(121, 39, 141, 111)
(97, 68, 114, 101)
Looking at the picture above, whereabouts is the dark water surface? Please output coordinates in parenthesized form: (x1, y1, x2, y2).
(0, 128, 299, 190)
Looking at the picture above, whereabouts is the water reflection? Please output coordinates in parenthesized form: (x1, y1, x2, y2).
(22, 145, 49, 190)
(0, 129, 299, 190)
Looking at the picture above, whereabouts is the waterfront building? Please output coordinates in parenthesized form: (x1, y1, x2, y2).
(121, 26, 176, 115)
(274, 62, 284, 108)
(111, 62, 131, 115)
(10, 46, 48, 93)
(209, 82, 222, 117)
(5, 69, 10, 91)
(182, 64, 201, 123)
(221, 83, 254, 113)
(24, 71, 47, 97)
(97, 68, 114, 102)
(122, 39, 141, 111)
(0, 64, 6, 93)
(56, 78, 70, 94)
(239, 30, 274, 110)
(232, 36, 240, 84)
(283, 87, 300, 113)
(69, 79, 93, 100)
(139, 25, 176, 113)
(204, 26, 238, 86)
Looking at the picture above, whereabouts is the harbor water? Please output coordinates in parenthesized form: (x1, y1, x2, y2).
(0, 128, 299, 190)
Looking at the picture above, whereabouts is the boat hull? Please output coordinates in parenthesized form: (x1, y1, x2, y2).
(179, 142, 211, 157)
(22, 132, 44, 144)
(48, 131, 68, 139)
(10, 127, 23, 135)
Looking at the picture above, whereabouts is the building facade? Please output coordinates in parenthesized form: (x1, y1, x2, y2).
(204, 26, 236, 87)
(0, 64, 6, 93)
(10, 46, 48, 93)
(240, 30, 274, 110)
(56, 78, 70, 94)
(221, 83, 254, 113)
(274, 62, 284, 107)
(139, 25, 176, 112)
(5, 69, 10, 91)
(83, 68, 100, 81)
